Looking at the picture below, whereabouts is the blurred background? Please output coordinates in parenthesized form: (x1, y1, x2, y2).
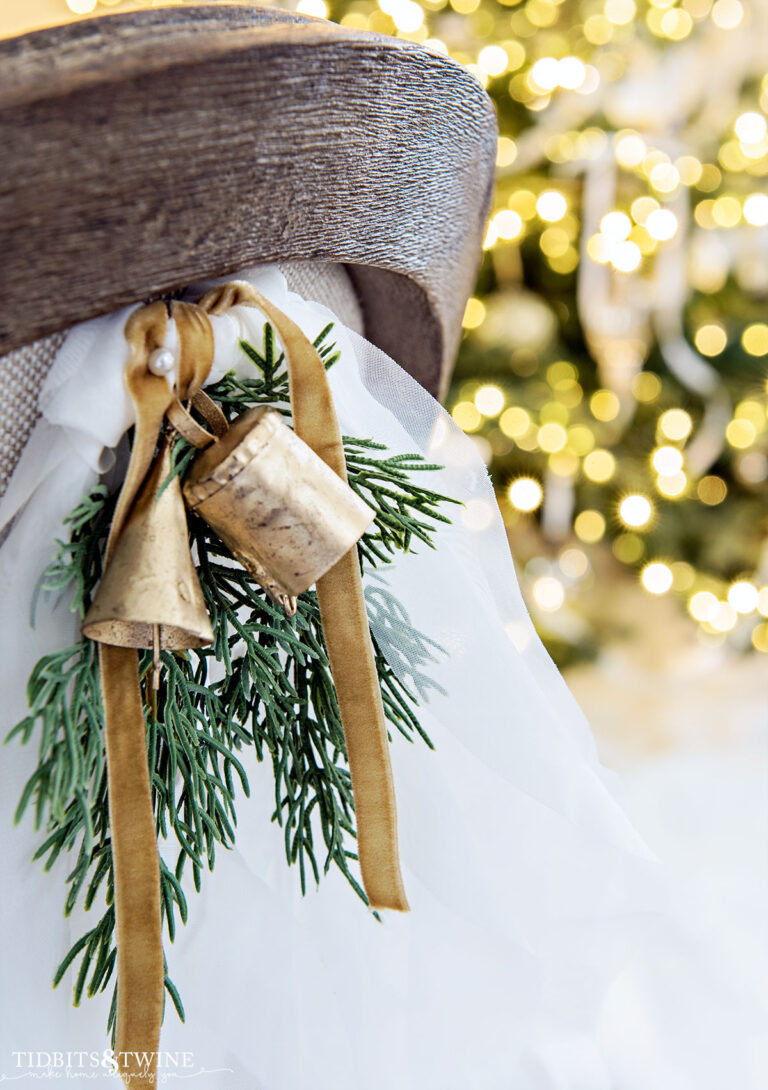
(2, 2, 767, 977)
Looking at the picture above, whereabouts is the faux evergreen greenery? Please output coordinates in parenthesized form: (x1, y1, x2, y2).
(7, 322, 456, 1036)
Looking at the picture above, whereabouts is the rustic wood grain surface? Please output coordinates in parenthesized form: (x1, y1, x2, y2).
(0, 2, 497, 398)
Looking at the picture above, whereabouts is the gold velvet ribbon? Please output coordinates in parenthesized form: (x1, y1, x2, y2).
(100, 301, 215, 1089)
(93, 286, 407, 1089)
(200, 282, 409, 912)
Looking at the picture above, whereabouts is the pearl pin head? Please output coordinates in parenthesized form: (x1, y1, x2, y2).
(148, 347, 176, 377)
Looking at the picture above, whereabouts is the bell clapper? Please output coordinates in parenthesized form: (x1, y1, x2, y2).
(150, 623, 162, 720)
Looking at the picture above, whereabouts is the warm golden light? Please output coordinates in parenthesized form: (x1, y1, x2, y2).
(590, 390, 621, 421)
(478, 44, 509, 77)
(694, 323, 727, 357)
(742, 323, 768, 356)
(574, 510, 606, 543)
(728, 581, 758, 614)
(726, 418, 756, 449)
(584, 449, 616, 482)
(645, 208, 678, 241)
(532, 575, 565, 611)
(611, 240, 642, 273)
(652, 446, 684, 475)
(632, 372, 662, 402)
(712, 0, 744, 27)
(689, 590, 719, 622)
(642, 562, 673, 595)
(494, 209, 524, 240)
(537, 191, 568, 222)
(709, 601, 738, 632)
(462, 297, 486, 330)
(538, 422, 568, 453)
(451, 401, 483, 432)
(600, 211, 632, 241)
(297, 0, 329, 16)
(613, 533, 644, 564)
(735, 112, 767, 144)
(474, 385, 505, 417)
(656, 471, 688, 497)
(697, 476, 728, 505)
(499, 407, 532, 439)
(619, 494, 653, 528)
(743, 194, 768, 227)
(508, 477, 543, 512)
(659, 409, 693, 441)
(559, 547, 589, 579)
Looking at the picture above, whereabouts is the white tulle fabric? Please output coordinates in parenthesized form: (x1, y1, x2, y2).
(0, 268, 762, 1089)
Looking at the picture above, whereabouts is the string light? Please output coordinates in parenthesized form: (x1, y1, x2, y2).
(532, 575, 565, 611)
(297, 0, 329, 16)
(656, 471, 687, 497)
(478, 44, 509, 77)
(659, 409, 693, 441)
(462, 297, 486, 329)
(536, 191, 568, 221)
(632, 372, 662, 402)
(574, 510, 606, 543)
(645, 208, 678, 240)
(642, 562, 673, 594)
(711, 0, 744, 28)
(613, 533, 644, 563)
(600, 211, 632, 241)
(728, 581, 758, 614)
(726, 418, 756, 448)
(538, 422, 568, 452)
(451, 401, 483, 431)
(742, 324, 768, 356)
(559, 547, 590, 578)
(493, 209, 524, 239)
(689, 590, 719, 622)
(615, 132, 647, 167)
(742, 194, 768, 226)
(734, 112, 767, 144)
(508, 477, 543, 512)
(584, 449, 616, 481)
(709, 601, 738, 632)
(697, 476, 728, 504)
(651, 447, 682, 477)
(694, 323, 727, 356)
(499, 407, 532, 439)
(474, 385, 505, 416)
(712, 196, 741, 227)
(619, 494, 653, 528)
(590, 390, 621, 421)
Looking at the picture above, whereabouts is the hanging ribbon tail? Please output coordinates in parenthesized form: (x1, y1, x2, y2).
(200, 282, 409, 912)
(86, 301, 217, 1089)
(101, 644, 164, 1090)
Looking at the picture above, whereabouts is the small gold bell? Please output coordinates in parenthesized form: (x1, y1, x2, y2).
(183, 406, 374, 608)
(83, 441, 214, 651)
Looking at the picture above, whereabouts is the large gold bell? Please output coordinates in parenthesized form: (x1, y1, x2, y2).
(183, 406, 374, 607)
(83, 441, 214, 650)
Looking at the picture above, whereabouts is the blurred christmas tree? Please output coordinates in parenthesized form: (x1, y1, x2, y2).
(33, 1, 768, 663)
(314, 0, 768, 666)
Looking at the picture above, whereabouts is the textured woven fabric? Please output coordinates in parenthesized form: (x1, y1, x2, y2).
(0, 331, 66, 497)
(0, 262, 363, 499)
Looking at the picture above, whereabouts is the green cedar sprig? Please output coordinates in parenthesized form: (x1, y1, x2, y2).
(7, 321, 453, 1035)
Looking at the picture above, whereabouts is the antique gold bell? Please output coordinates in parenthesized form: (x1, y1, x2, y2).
(183, 406, 375, 609)
(83, 440, 214, 651)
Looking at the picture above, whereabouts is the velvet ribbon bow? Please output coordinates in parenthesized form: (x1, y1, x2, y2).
(89, 285, 407, 1089)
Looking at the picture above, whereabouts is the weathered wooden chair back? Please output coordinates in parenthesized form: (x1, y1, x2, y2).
(0, 2, 496, 494)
